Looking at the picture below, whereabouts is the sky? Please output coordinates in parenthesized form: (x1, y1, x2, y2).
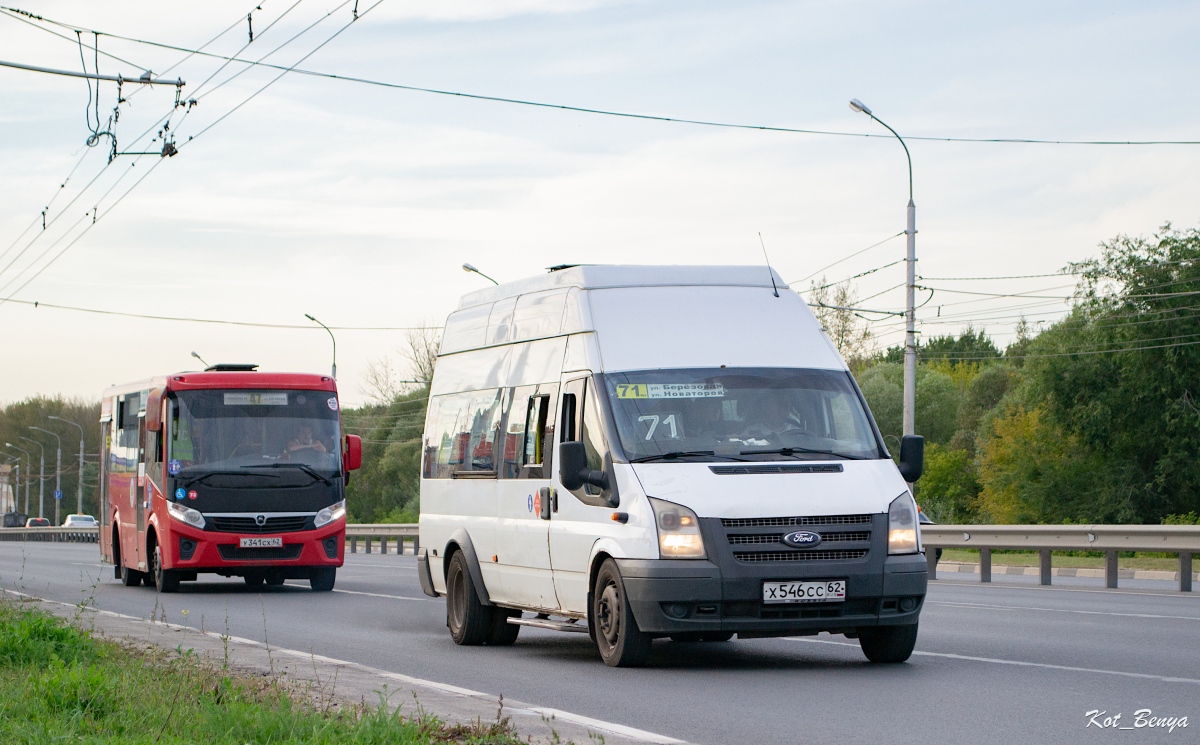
(2, 0, 1199, 405)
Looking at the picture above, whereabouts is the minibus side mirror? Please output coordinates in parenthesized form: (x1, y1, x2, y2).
(344, 435, 363, 471)
(558, 441, 609, 492)
(897, 435, 924, 483)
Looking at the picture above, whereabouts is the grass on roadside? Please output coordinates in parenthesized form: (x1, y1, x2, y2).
(938, 549, 1188, 572)
(0, 600, 522, 745)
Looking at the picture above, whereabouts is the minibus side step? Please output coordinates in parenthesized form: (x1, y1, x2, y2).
(507, 616, 589, 633)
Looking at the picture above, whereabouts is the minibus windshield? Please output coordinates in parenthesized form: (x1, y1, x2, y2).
(604, 368, 882, 462)
(170, 390, 342, 479)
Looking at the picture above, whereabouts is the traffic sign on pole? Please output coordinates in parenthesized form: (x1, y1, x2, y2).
(54, 490, 62, 500)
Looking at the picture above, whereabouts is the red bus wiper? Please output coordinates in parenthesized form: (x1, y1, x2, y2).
(244, 463, 334, 486)
(178, 470, 282, 488)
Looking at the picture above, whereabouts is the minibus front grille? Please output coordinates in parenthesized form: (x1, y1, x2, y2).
(733, 549, 868, 563)
(727, 531, 871, 545)
(721, 515, 872, 528)
(207, 516, 311, 534)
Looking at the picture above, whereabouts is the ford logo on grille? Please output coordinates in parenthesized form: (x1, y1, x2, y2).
(782, 530, 822, 548)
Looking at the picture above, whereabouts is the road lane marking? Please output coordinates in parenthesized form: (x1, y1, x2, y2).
(333, 589, 439, 602)
(928, 600, 1200, 621)
(785, 637, 1200, 684)
(2, 587, 687, 744)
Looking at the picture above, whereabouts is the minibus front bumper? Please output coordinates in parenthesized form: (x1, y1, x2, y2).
(616, 514, 927, 637)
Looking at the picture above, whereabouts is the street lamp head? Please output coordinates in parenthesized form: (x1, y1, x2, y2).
(304, 313, 316, 322)
(849, 98, 872, 116)
(462, 263, 478, 274)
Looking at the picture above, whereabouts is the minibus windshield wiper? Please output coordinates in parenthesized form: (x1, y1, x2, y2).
(628, 450, 749, 463)
(739, 447, 870, 460)
(178, 470, 282, 487)
(244, 463, 334, 486)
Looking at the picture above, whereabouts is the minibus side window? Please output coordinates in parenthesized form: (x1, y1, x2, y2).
(560, 380, 582, 443)
(580, 379, 610, 497)
(425, 391, 502, 478)
(538, 383, 558, 477)
(500, 385, 536, 478)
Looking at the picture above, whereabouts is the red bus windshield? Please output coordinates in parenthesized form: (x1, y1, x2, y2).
(170, 389, 342, 477)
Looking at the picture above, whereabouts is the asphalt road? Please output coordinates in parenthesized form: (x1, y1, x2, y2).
(3, 541, 1197, 744)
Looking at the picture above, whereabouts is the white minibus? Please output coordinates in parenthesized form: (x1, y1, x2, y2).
(417, 265, 927, 667)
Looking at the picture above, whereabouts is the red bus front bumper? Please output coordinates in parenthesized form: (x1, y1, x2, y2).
(159, 518, 345, 575)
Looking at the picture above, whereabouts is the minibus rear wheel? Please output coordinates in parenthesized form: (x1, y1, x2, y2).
(446, 552, 490, 645)
(592, 559, 651, 667)
(858, 623, 919, 663)
(486, 607, 521, 646)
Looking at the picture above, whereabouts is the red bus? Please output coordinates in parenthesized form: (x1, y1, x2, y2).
(98, 365, 362, 593)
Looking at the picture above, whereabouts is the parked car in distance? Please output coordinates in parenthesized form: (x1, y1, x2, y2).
(25, 517, 51, 527)
(62, 514, 97, 527)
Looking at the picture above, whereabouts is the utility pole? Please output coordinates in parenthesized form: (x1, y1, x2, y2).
(849, 99, 918, 439)
(30, 427, 62, 523)
(20, 437, 44, 519)
(49, 416, 86, 515)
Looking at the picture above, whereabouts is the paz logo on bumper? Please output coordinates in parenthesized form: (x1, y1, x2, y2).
(781, 530, 822, 548)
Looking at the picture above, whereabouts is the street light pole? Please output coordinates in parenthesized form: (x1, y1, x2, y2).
(6, 444, 31, 515)
(19, 437, 44, 519)
(49, 416, 86, 515)
(30, 427, 62, 524)
(849, 98, 917, 439)
(304, 314, 337, 379)
(462, 263, 499, 285)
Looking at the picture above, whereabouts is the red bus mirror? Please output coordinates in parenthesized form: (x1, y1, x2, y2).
(344, 434, 362, 471)
(145, 387, 165, 432)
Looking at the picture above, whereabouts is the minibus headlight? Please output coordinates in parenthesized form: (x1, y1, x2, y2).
(167, 500, 205, 529)
(314, 500, 346, 528)
(888, 493, 920, 555)
(649, 498, 706, 559)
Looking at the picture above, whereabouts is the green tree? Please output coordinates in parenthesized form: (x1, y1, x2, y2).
(1023, 224, 1200, 521)
(916, 444, 980, 523)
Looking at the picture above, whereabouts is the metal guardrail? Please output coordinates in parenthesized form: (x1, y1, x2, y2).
(921, 524, 1199, 592)
(344, 523, 419, 555)
(8, 522, 1192, 590)
(0, 526, 99, 543)
(0, 523, 420, 554)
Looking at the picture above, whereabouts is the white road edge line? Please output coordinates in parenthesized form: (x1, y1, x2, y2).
(785, 636, 1200, 685)
(333, 588, 439, 602)
(928, 600, 1200, 621)
(1, 588, 688, 744)
(523, 707, 688, 744)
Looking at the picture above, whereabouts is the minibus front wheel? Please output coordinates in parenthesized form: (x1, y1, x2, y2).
(858, 623, 919, 663)
(592, 559, 651, 667)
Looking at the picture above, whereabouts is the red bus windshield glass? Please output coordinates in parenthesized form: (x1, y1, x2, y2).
(170, 389, 342, 475)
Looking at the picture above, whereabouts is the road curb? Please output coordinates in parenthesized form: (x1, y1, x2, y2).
(3, 589, 688, 745)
